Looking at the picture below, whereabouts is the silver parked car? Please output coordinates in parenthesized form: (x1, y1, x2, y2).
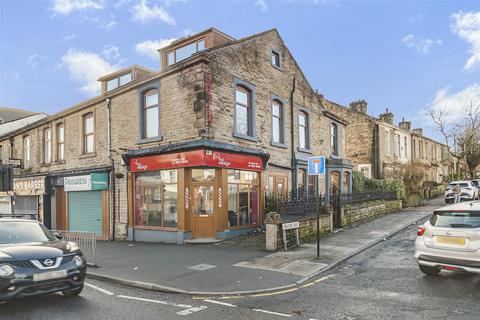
(415, 201, 480, 275)
(444, 181, 478, 204)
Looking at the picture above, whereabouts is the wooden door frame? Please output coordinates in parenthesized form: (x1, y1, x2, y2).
(191, 181, 216, 238)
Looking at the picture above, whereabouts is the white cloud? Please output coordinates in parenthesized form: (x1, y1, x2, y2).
(60, 48, 117, 95)
(51, 0, 103, 15)
(27, 54, 45, 69)
(101, 45, 120, 60)
(429, 83, 480, 122)
(135, 38, 176, 59)
(451, 10, 480, 71)
(132, 0, 176, 26)
(402, 34, 442, 55)
(255, 0, 268, 12)
(63, 34, 76, 41)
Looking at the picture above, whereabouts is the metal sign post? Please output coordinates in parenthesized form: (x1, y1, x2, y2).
(307, 156, 325, 259)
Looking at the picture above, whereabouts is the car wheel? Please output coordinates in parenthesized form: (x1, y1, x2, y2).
(62, 286, 83, 297)
(419, 265, 441, 276)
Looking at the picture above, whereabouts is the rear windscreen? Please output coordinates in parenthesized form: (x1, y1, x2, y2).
(449, 183, 469, 188)
(431, 211, 480, 228)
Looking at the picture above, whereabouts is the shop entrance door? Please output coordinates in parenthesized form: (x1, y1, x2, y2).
(192, 184, 215, 238)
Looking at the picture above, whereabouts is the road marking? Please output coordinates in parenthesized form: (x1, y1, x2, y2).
(117, 295, 192, 308)
(314, 274, 335, 283)
(85, 282, 115, 295)
(176, 306, 208, 315)
(301, 282, 315, 288)
(253, 309, 292, 317)
(203, 299, 237, 307)
(249, 287, 298, 297)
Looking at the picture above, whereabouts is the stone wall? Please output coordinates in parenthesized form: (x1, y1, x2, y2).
(277, 214, 332, 248)
(342, 199, 401, 227)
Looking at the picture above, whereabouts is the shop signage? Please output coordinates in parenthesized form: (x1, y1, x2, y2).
(64, 173, 108, 192)
(13, 177, 46, 196)
(8, 158, 21, 168)
(185, 187, 190, 209)
(218, 187, 222, 208)
(130, 150, 263, 173)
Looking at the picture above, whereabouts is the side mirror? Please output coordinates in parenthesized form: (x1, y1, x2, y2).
(54, 232, 63, 240)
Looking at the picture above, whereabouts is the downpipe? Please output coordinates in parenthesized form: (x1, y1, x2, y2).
(106, 97, 116, 241)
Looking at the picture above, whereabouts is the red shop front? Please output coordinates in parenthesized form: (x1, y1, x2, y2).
(128, 149, 266, 243)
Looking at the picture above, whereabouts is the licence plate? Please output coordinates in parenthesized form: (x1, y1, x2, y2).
(435, 236, 466, 246)
(33, 270, 67, 282)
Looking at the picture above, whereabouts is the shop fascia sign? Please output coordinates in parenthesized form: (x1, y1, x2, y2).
(13, 177, 46, 196)
(130, 150, 263, 173)
(64, 173, 108, 192)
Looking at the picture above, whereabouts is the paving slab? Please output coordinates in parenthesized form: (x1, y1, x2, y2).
(87, 197, 444, 294)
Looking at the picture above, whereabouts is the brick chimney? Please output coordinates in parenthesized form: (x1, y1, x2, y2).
(378, 108, 394, 124)
(399, 117, 411, 131)
(412, 128, 423, 136)
(349, 100, 368, 114)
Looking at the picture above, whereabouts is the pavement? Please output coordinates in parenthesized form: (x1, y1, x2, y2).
(87, 197, 445, 295)
(4, 211, 479, 320)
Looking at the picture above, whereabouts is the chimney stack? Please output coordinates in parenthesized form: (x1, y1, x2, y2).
(349, 99, 368, 114)
(412, 128, 423, 136)
(378, 108, 394, 124)
(399, 117, 411, 130)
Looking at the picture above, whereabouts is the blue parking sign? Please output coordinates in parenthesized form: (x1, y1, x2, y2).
(307, 156, 325, 175)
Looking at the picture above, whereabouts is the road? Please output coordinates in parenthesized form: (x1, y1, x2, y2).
(1, 224, 480, 320)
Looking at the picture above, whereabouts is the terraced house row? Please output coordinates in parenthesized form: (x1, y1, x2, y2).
(0, 28, 450, 243)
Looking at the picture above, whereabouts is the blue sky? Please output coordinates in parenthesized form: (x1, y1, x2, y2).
(0, 0, 479, 141)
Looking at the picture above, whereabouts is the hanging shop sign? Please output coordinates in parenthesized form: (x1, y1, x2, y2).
(130, 150, 263, 173)
(64, 173, 108, 192)
(13, 176, 46, 196)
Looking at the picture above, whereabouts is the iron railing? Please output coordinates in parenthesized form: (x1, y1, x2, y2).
(51, 230, 97, 267)
(268, 191, 329, 219)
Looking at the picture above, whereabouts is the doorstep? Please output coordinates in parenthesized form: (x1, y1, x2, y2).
(184, 238, 224, 244)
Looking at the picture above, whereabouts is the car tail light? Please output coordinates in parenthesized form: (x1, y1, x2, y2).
(442, 266, 459, 271)
(417, 226, 426, 236)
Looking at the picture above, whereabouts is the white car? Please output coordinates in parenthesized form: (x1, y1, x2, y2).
(415, 201, 480, 275)
(444, 180, 478, 204)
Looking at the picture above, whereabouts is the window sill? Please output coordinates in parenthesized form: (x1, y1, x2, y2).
(271, 64, 283, 71)
(79, 152, 96, 159)
(233, 132, 257, 142)
(137, 136, 163, 145)
(53, 160, 66, 165)
(133, 225, 178, 231)
(271, 141, 288, 149)
(297, 147, 312, 154)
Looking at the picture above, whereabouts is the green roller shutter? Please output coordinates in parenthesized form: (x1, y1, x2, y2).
(68, 191, 103, 234)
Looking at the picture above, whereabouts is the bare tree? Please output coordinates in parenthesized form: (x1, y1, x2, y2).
(430, 102, 480, 179)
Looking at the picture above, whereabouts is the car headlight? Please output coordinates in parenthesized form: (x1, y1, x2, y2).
(66, 242, 80, 252)
(0, 264, 14, 277)
(73, 255, 83, 267)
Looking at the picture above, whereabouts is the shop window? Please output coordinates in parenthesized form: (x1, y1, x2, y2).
(227, 170, 259, 228)
(192, 168, 215, 182)
(23, 136, 30, 169)
(233, 78, 256, 140)
(134, 170, 178, 228)
(57, 123, 64, 161)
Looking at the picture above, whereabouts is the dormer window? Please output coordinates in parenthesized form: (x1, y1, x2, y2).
(166, 39, 206, 66)
(106, 72, 132, 92)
